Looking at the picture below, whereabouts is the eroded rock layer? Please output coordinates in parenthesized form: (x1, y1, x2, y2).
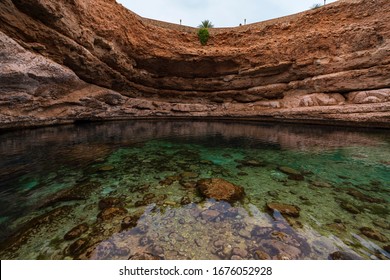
(0, 0, 389, 128)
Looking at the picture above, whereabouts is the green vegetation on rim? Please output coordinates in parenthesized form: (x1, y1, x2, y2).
(198, 20, 214, 29)
(197, 20, 213, 46)
(197, 28, 210, 46)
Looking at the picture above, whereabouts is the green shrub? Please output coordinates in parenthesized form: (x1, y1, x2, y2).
(198, 20, 214, 29)
(197, 28, 210, 46)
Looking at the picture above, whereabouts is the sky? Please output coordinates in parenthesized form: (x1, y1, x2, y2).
(116, 0, 338, 27)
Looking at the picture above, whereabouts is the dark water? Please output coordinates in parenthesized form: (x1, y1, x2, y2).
(0, 120, 389, 260)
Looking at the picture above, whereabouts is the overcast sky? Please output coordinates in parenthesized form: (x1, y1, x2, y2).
(116, 0, 337, 27)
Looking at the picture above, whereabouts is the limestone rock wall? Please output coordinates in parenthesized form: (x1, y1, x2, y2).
(0, 0, 389, 128)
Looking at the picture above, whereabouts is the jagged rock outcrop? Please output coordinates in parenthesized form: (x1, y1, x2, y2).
(0, 0, 389, 128)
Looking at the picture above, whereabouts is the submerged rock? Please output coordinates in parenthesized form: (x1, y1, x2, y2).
(373, 220, 390, 230)
(98, 197, 122, 210)
(364, 204, 390, 216)
(267, 202, 300, 217)
(99, 165, 114, 172)
(268, 191, 279, 198)
(129, 252, 162, 260)
(285, 217, 303, 228)
(0, 206, 73, 252)
(180, 196, 191, 205)
(97, 207, 127, 221)
(93, 240, 116, 259)
(238, 228, 252, 239)
(201, 209, 220, 221)
(143, 193, 156, 201)
(121, 214, 142, 230)
(135, 193, 168, 207)
(254, 249, 271, 260)
(180, 172, 199, 179)
(360, 227, 389, 242)
(384, 245, 390, 253)
(64, 223, 89, 240)
(160, 175, 180, 186)
(164, 201, 177, 207)
(329, 251, 361, 260)
(327, 222, 346, 232)
(346, 188, 385, 203)
(311, 180, 333, 188)
(340, 201, 360, 214)
(232, 247, 248, 258)
(197, 178, 245, 203)
(278, 166, 304, 181)
(270, 172, 288, 182)
(236, 159, 265, 167)
(39, 181, 100, 209)
(264, 239, 302, 260)
(180, 181, 197, 189)
(68, 238, 88, 257)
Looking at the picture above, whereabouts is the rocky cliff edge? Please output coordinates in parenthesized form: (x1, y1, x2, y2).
(0, 0, 389, 129)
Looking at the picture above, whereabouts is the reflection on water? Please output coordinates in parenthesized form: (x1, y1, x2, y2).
(0, 120, 389, 260)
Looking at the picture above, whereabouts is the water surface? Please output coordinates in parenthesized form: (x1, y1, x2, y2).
(0, 121, 389, 260)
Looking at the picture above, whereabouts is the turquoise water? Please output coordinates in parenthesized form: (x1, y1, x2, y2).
(0, 121, 389, 260)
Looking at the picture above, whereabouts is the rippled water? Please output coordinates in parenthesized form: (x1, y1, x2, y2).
(0, 121, 389, 260)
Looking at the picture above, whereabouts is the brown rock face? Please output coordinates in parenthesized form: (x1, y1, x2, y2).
(0, 0, 390, 128)
(197, 178, 245, 203)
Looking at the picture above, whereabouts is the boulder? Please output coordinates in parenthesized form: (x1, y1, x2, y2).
(197, 178, 245, 203)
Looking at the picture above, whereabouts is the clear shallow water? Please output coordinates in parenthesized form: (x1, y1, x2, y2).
(0, 120, 389, 260)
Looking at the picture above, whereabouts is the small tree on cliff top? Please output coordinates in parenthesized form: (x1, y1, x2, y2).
(198, 20, 214, 28)
(197, 20, 213, 46)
